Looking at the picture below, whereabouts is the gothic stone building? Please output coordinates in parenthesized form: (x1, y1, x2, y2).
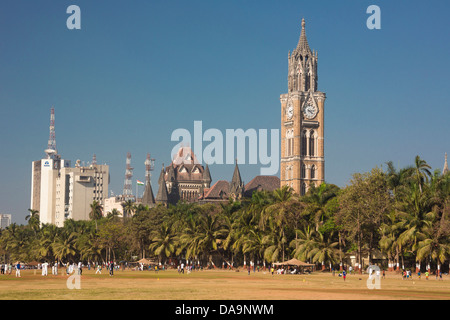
(156, 147, 280, 206)
(155, 147, 211, 206)
(280, 19, 326, 195)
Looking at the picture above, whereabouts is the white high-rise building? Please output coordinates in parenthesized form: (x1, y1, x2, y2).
(31, 159, 109, 227)
(30, 108, 109, 227)
(0, 214, 11, 229)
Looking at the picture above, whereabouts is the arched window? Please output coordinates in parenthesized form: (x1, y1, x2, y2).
(286, 129, 294, 157)
(309, 130, 315, 157)
(311, 165, 316, 179)
(301, 164, 306, 178)
(285, 165, 293, 181)
(301, 182, 307, 196)
(301, 130, 307, 156)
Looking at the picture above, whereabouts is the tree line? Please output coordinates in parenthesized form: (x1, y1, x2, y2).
(1, 156, 449, 273)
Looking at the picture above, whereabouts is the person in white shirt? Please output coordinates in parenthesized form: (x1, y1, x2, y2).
(42, 262, 48, 276)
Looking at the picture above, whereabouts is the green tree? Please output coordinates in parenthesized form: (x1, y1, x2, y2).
(26, 209, 40, 235)
(89, 200, 103, 231)
(413, 155, 432, 194)
(336, 167, 392, 271)
(52, 231, 77, 263)
(149, 223, 177, 263)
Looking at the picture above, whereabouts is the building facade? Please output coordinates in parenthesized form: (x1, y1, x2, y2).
(280, 19, 326, 195)
(156, 147, 211, 206)
(0, 214, 11, 229)
(31, 158, 109, 227)
(55, 163, 109, 225)
(31, 109, 110, 226)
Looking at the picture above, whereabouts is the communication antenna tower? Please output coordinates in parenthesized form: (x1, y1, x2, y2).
(123, 152, 134, 198)
(45, 107, 57, 159)
(145, 153, 155, 183)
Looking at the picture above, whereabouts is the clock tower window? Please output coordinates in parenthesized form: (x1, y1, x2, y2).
(309, 130, 315, 157)
(301, 130, 307, 156)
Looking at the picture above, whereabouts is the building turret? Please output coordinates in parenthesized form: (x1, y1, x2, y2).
(229, 160, 244, 200)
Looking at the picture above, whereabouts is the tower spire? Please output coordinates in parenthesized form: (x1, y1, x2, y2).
(156, 165, 169, 206)
(229, 160, 244, 199)
(296, 18, 311, 54)
(444, 153, 449, 175)
(288, 17, 318, 92)
(142, 153, 156, 206)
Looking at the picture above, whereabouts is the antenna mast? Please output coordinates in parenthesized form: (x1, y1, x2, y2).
(123, 152, 134, 199)
(45, 107, 57, 159)
(145, 153, 155, 183)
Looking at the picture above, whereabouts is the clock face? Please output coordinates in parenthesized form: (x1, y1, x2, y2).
(303, 104, 317, 119)
(286, 102, 294, 119)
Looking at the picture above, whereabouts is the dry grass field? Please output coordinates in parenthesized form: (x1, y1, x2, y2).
(0, 268, 449, 300)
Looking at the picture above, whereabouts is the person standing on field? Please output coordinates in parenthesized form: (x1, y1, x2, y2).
(42, 262, 48, 276)
(109, 261, 114, 276)
(15, 262, 21, 277)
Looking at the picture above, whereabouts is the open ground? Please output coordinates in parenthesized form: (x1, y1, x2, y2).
(0, 268, 449, 300)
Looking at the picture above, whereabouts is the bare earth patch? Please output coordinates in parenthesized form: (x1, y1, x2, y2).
(1, 269, 449, 300)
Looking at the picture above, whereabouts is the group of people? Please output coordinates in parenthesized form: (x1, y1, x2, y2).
(3, 260, 120, 277)
(404, 270, 443, 280)
(0, 263, 13, 275)
(0, 262, 24, 277)
(177, 262, 204, 274)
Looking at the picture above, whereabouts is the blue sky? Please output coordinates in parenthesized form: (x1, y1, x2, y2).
(0, 0, 449, 224)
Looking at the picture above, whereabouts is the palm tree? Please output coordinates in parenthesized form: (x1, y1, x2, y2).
(26, 209, 40, 235)
(308, 231, 339, 270)
(180, 213, 228, 266)
(379, 211, 402, 271)
(121, 199, 135, 219)
(52, 231, 77, 263)
(89, 200, 103, 230)
(415, 208, 450, 274)
(38, 224, 59, 262)
(229, 207, 257, 266)
(106, 208, 121, 221)
(290, 226, 317, 262)
(397, 184, 436, 268)
(1, 223, 31, 262)
(262, 222, 287, 264)
(79, 232, 102, 264)
(149, 223, 177, 263)
(302, 183, 339, 231)
(242, 226, 267, 268)
(260, 186, 297, 262)
(413, 156, 432, 194)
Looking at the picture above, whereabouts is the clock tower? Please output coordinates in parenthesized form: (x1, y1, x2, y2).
(280, 18, 326, 195)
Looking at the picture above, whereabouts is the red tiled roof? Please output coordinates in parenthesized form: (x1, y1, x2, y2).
(202, 180, 230, 199)
(244, 176, 280, 197)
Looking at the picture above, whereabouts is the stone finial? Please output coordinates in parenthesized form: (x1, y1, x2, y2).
(444, 153, 449, 175)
